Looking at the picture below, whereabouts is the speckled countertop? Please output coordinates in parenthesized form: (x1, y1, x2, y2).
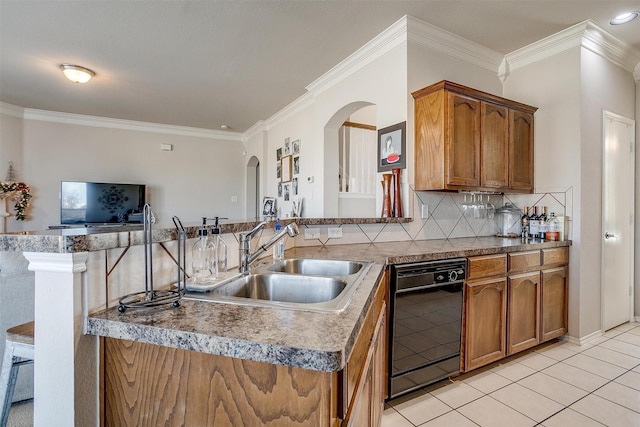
(86, 237, 570, 372)
(0, 217, 410, 253)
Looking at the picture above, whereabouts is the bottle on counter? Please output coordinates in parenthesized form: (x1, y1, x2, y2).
(192, 218, 215, 283)
(273, 218, 285, 262)
(210, 216, 228, 274)
(547, 212, 560, 241)
(521, 206, 530, 240)
(538, 206, 548, 240)
(529, 206, 539, 240)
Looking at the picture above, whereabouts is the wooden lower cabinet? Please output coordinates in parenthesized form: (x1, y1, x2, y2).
(464, 247, 569, 372)
(541, 266, 569, 341)
(103, 279, 388, 427)
(507, 271, 540, 354)
(343, 305, 386, 427)
(464, 277, 507, 371)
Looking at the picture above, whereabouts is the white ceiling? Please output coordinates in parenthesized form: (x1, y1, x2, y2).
(1, 1, 639, 133)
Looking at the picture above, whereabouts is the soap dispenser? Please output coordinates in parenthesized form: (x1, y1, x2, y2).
(273, 218, 285, 262)
(192, 217, 215, 283)
(210, 216, 228, 274)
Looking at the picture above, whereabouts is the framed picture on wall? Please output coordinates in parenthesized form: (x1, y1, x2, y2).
(262, 197, 276, 217)
(378, 121, 406, 172)
(293, 156, 300, 175)
(284, 138, 291, 155)
(292, 139, 300, 155)
(276, 147, 282, 161)
(281, 155, 292, 182)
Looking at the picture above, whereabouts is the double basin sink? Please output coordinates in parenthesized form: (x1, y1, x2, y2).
(183, 258, 373, 313)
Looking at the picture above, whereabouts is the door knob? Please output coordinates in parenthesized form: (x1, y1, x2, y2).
(605, 232, 616, 239)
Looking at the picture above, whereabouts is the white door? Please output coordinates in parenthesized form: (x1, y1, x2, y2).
(602, 110, 635, 331)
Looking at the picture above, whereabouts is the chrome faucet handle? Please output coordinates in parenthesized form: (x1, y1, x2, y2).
(241, 221, 266, 242)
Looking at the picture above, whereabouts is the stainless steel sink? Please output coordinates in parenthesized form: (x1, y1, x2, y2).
(211, 273, 347, 303)
(183, 258, 373, 312)
(268, 259, 364, 276)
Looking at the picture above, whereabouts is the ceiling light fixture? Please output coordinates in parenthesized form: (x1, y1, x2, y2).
(220, 124, 229, 130)
(610, 11, 639, 25)
(59, 64, 95, 83)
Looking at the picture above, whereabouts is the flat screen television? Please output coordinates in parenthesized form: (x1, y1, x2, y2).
(60, 181, 146, 225)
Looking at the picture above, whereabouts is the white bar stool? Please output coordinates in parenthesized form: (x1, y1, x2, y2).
(0, 322, 34, 427)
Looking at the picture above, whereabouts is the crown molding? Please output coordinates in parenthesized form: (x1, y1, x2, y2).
(20, 108, 243, 141)
(305, 15, 409, 96)
(243, 120, 267, 142)
(406, 16, 503, 72)
(502, 20, 640, 81)
(0, 102, 25, 118)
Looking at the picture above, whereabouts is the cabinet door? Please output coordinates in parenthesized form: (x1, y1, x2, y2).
(414, 89, 446, 190)
(447, 92, 481, 187)
(464, 277, 507, 371)
(509, 110, 534, 192)
(481, 102, 509, 188)
(541, 266, 569, 341)
(508, 271, 540, 355)
(344, 306, 386, 427)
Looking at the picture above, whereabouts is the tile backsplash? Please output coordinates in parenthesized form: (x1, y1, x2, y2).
(296, 187, 572, 247)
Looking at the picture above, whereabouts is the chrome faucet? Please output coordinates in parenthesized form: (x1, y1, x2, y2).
(238, 222, 299, 272)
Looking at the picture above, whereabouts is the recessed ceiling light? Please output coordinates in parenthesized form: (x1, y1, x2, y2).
(59, 64, 95, 83)
(610, 11, 639, 25)
(220, 124, 229, 130)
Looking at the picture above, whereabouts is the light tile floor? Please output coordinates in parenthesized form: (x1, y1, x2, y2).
(383, 322, 640, 427)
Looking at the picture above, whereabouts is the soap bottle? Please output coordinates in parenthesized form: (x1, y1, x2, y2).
(192, 218, 215, 283)
(210, 216, 228, 274)
(273, 218, 285, 262)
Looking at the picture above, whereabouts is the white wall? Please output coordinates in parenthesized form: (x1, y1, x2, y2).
(247, 43, 409, 219)
(4, 113, 247, 231)
(503, 48, 583, 337)
(0, 106, 23, 177)
(503, 45, 638, 338)
(580, 49, 637, 331)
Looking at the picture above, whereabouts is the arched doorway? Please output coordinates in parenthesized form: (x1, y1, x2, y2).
(246, 156, 260, 219)
(324, 102, 377, 217)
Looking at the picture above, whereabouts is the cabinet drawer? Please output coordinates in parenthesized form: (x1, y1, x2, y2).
(508, 250, 541, 272)
(542, 247, 569, 267)
(468, 254, 507, 279)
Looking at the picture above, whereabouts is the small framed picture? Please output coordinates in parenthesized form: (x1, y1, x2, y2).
(284, 138, 291, 155)
(277, 182, 282, 198)
(262, 197, 276, 217)
(283, 184, 291, 201)
(292, 177, 298, 195)
(293, 156, 300, 175)
(276, 161, 281, 180)
(281, 155, 292, 182)
(378, 121, 406, 172)
(276, 147, 282, 161)
(292, 139, 300, 155)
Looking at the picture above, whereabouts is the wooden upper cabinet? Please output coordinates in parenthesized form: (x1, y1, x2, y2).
(481, 102, 509, 188)
(509, 110, 535, 192)
(413, 80, 537, 193)
(447, 92, 481, 187)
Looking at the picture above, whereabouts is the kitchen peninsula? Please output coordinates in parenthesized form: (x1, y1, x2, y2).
(0, 221, 570, 426)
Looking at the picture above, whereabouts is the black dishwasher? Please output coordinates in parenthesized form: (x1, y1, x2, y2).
(388, 258, 466, 399)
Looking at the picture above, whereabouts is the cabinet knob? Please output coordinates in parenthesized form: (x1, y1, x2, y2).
(604, 232, 616, 239)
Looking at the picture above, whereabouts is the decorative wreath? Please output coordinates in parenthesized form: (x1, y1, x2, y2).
(0, 182, 31, 220)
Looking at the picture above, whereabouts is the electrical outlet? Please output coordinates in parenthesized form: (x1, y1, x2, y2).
(421, 204, 429, 219)
(328, 227, 342, 238)
(304, 229, 320, 240)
